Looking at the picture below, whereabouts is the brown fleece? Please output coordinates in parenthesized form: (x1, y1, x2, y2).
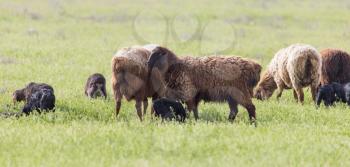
(148, 46, 262, 123)
(320, 49, 350, 85)
(111, 46, 157, 121)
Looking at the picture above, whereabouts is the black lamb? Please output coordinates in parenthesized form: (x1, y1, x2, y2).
(152, 98, 187, 122)
(22, 87, 55, 115)
(317, 82, 350, 107)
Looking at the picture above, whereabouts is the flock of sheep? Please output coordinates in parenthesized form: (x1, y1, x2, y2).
(7, 43, 350, 123)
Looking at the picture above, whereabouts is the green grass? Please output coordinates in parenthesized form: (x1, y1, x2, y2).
(1, 0, 350, 166)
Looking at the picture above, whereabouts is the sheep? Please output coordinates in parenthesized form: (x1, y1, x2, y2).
(152, 98, 187, 122)
(333, 82, 350, 105)
(12, 82, 55, 115)
(254, 44, 321, 103)
(147, 46, 262, 123)
(111, 45, 158, 121)
(85, 73, 107, 99)
(332, 82, 347, 103)
(22, 87, 55, 115)
(316, 84, 337, 107)
(316, 82, 350, 107)
(13, 82, 54, 103)
(319, 49, 350, 85)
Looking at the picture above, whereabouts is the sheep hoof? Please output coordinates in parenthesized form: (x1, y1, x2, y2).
(228, 115, 236, 123)
(250, 119, 257, 127)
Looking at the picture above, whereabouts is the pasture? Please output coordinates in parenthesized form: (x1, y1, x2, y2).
(1, 0, 350, 166)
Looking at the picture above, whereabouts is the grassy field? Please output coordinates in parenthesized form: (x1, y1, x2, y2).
(1, 0, 350, 166)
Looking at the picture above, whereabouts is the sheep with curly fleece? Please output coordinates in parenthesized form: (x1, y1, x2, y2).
(254, 44, 321, 103)
(13, 82, 54, 104)
(111, 45, 158, 121)
(319, 49, 350, 85)
(148, 46, 262, 123)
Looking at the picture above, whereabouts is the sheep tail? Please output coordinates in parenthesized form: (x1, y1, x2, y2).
(293, 50, 321, 86)
(112, 57, 144, 84)
(111, 56, 147, 100)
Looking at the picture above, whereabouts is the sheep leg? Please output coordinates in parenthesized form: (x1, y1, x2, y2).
(114, 89, 122, 118)
(186, 100, 199, 120)
(135, 100, 143, 121)
(310, 83, 318, 102)
(143, 98, 148, 115)
(227, 96, 239, 122)
(293, 90, 298, 101)
(150, 95, 158, 117)
(193, 106, 199, 120)
(276, 86, 284, 100)
(240, 98, 256, 126)
(102, 86, 107, 99)
(193, 99, 200, 120)
(294, 87, 304, 104)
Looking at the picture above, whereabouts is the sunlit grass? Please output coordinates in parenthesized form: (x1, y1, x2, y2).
(1, 0, 350, 166)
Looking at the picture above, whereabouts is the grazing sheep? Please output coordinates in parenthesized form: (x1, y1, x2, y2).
(85, 73, 107, 99)
(316, 82, 350, 107)
(148, 46, 262, 123)
(22, 87, 55, 115)
(111, 45, 158, 121)
(332, 82, 347, 102)
(13, 82, 54, 103)
(152, 98, 187, 122)
(319, 49, 350, 85)
(254, 44, 321, 103)
(316, 84, 337, 107)
(333, 82, 350, 105)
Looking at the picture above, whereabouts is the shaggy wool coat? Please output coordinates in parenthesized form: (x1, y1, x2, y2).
(320, 49, 350, 85)
(254, 43, 321, 103)
(111, 45, 158, 121)
(148, 46, 261, 122)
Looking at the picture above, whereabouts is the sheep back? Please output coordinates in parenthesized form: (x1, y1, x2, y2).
(111, 47, 151, 100)
(269, 44, 321, 88)
(161, 56, 261, 101)
(320, 49, 350, 85)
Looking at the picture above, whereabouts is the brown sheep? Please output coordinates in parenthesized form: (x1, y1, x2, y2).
(319, 49, 350, 85)
(111, 46, 158, 121)
(254, 44, 321, 103)
(147, 46, 262, 123)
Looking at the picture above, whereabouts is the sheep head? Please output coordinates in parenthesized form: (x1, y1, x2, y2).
(254, 72, 277, 100)
(12, 89, 25, 103)
(147, 47, 179, 96)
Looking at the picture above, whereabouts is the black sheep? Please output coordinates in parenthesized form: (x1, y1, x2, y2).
(332, 82, 346, 102)
(316, 82, 350, 107)
(22, 88, 55, 115)
(13, 82, 53, 103)
(316, 84, 336, 107)
(85, 73, 107, 99)
(152, 98, 187, 122)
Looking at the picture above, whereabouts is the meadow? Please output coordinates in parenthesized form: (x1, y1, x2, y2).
(1, 0, 350, 166)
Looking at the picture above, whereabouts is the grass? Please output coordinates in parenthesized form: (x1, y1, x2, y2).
(1, 0, 350, 166)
